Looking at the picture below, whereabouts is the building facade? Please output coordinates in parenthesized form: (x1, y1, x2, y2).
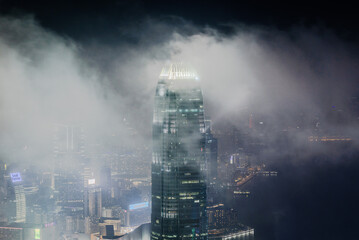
(204, 120, 218, 182)
(3, 173, 27, 224)
(84, 186, 102, 218)
(151, 63, 208, 239)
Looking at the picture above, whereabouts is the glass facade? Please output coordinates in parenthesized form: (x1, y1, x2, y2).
(151, 64, 208, 240)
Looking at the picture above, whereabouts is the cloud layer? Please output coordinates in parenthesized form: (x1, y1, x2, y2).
(1, 16, 358, 166)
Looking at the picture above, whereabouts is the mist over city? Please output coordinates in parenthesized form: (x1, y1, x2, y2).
(0, 1, 358, 240)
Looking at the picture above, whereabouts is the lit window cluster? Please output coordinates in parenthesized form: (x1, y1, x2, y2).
(181, 180, 199, 184)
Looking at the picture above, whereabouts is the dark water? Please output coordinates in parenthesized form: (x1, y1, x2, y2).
(234, 234, 255, 240)
(236, 150, 359, 240)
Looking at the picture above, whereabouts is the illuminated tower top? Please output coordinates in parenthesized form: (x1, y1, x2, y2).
(159, 63, 199, 80)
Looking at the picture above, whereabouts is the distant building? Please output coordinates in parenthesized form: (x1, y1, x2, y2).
(127, 202, 150, 227)
(207, 204, 225, 230)
(207, 204, 239, 231)
(83, 179, 102, 235)
(85, 216, 99, 235)
(54, 172, 84, 216)
(206, 203, 253, 240)
(4, 173, 26, 223)
(0, 222, 56, 240)
(230, 152, 249, 169)
(84, 184, 102, 218)
(99, 166, 112, 207)
(53, 124, 85, 156)
(308, 136, 352, 142)
(0, 226, 23, 240)
(53, 124, 85, 171)
(0, 160, 6, 199)
(205, 119, 218, 182)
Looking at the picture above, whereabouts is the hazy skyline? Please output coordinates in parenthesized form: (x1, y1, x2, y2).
(0, 3, 359, 239)
(1, 14, 359, 166)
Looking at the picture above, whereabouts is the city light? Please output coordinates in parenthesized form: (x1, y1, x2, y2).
(10, 172, 22, 183)
(129, 202, 149, 210)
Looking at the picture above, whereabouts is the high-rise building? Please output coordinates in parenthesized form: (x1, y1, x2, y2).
(204, 119, 218, 182)
(55, 171, 84, 216)
(54, 124, 85, 156)
(84, 182, 102, 218)
(99, 166, 112, 207)
(151, 63, 208, 239)
(5, 172, 26, 223)
(0, 161, 7, 205)
(84, 180, 102, 235)
(53, 124, 85, 171)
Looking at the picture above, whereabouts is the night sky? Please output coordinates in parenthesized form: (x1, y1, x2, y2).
(1, 1, 358, 42)
(1, 1, 359, 240)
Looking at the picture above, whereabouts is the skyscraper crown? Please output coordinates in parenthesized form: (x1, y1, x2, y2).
(159, 63, 199, 80)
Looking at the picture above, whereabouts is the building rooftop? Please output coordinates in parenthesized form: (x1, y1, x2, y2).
(159, 63, 199, 80)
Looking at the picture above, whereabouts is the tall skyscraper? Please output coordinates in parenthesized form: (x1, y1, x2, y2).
(84, 179, 102, 235)
(204, 119, 218, 182)
(53, 123, 85, 171)
(151, 63, 208, 239)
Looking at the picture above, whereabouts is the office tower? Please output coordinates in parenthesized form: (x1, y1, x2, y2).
(6, 172, 26, 223)
(54, 124, 85, 156)
(0, 225, 56, 240)
(99, 166, 112, 207)
(207, 203, 225, 230)
(0, 226, 23, 240)
(0, 161, 6, 202)
(204, 119, 218, 182)
(55, 171, 84, 215)
(207, 203, 253, 240)
(84, 182, 102, 218)
(84, 180, 102, 235)
(151, 63, 207, 239)
(53, 124, 85, 171)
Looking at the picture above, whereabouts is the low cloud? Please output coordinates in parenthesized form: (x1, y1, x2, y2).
(1, 16, 358, 167)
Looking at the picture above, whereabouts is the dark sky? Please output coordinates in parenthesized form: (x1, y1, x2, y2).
(1, 0, 358, 43)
